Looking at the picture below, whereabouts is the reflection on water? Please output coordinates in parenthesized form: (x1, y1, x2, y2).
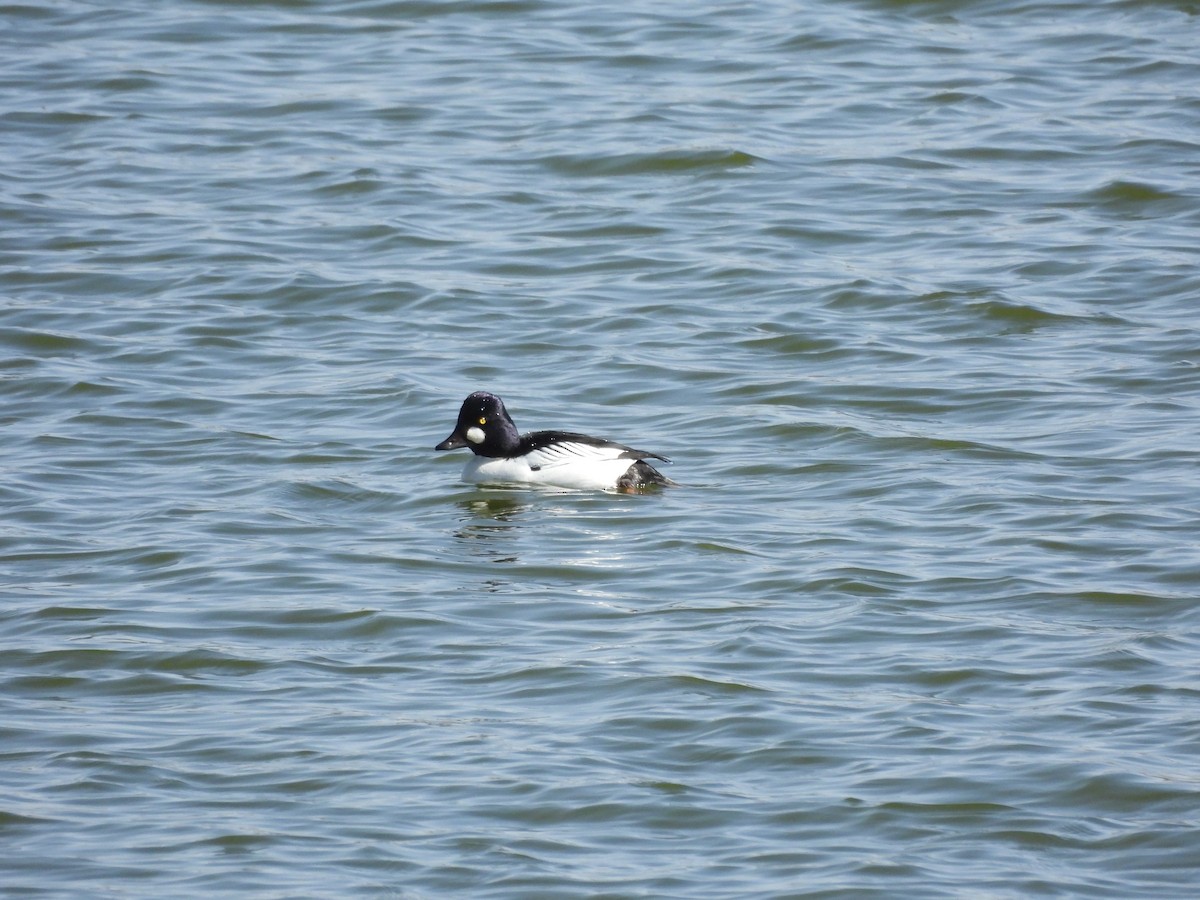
(452, 494, 530, 565)
(458, 494, 531, 522)
(452, 490, 662, 575)
(455, 493, 531, 529)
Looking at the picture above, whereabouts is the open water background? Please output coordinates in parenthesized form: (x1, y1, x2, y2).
(3, 1, 1200, 896)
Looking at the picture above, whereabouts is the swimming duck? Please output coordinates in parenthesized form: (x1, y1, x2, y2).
(435, 391, 675, 492)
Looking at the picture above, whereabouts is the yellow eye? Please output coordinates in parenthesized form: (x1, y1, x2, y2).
(478, 417, 487, 425)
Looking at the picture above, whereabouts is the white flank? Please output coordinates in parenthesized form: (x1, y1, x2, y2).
(461, 441, 638, 491)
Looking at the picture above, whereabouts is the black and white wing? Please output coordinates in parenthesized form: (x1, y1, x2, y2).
(519, 430, 669, 472)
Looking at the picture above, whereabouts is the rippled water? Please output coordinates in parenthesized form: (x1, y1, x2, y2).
(4, 0, 1200, 896)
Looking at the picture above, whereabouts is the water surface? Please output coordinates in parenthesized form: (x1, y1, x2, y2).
(3, 0, 1200, 896)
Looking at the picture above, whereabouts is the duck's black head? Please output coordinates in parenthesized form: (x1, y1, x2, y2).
(434, 391, 521, 458)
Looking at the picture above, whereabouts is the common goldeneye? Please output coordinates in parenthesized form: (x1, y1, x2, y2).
(435, 391, 675, 492)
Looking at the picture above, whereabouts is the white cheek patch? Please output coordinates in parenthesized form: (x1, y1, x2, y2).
(466, 426, 485, 444)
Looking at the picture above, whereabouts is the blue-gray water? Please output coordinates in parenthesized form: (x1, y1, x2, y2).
(3, 1, 1199, 896)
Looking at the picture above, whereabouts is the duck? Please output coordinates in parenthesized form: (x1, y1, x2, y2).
(435, 391, 675, 492)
